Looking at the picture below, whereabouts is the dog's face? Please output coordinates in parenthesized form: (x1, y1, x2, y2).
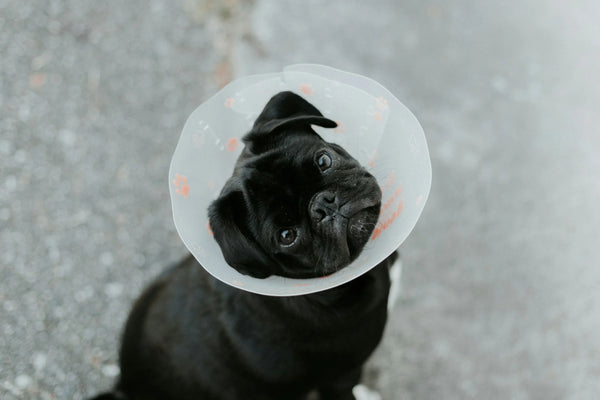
(208, 91, 381, 279)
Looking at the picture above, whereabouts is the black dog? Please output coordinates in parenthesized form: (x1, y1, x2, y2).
(89, 92, 397, 400)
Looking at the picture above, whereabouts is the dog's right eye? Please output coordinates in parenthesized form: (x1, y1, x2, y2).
(315, 151, 333, 172)
(278, 228, 297, 246)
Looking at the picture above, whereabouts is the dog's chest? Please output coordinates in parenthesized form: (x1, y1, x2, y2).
(221, 291, 388, 384)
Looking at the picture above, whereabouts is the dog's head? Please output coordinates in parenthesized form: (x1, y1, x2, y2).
(208, 91, 381, 279)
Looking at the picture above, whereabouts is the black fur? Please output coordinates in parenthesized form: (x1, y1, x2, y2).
(88, 92, 394, 400)
(92, 253, 396, 400)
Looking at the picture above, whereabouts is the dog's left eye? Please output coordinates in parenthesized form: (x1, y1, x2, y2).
(316, 151, 333, 172)
(278, 228, 297, 246)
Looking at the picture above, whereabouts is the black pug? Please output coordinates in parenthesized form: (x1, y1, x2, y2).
(89, 91, 398, 400)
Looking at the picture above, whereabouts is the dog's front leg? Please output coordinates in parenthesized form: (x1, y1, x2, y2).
(317, 367, 362, 400)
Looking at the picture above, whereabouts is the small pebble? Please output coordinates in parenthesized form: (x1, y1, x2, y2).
(3, 300, 16, 313)
(15, 374, 33, 389)
(0, 139, 12, 155)
(75, 286, 94, 303)
(102, 364, 120, 378)
(491, 75, 508, 93)
(59, 129, 76, 147)
(14, 149, 27, 163)
(33, 352, 47, 371)
(104, 282, 123, 298)
(100, 252, 114, 266)
(5, 175, 17, 192)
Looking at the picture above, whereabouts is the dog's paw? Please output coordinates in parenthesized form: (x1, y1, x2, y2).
(387, 257, 402, 311)
(352, 384, 382, 400)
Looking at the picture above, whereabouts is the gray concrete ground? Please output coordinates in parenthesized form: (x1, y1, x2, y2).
(1, 1, 599, 399)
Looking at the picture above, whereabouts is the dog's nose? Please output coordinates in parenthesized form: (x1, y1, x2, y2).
(310, 191, 340, 222)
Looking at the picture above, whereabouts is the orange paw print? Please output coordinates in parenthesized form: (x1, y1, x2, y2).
(376, 97, 389, 111)
(368, 150, 380, 169)
(299, 83, 314, 95)
(173, 174, 190, 198)
(334, 120, 346, 134)
(226, 137, 239, 152)
(371, 174, 404, 241)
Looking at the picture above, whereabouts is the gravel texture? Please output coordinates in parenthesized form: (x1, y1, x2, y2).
(2, 1, 600, 399)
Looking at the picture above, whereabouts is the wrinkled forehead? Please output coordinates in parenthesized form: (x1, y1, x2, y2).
(242, 139, 326, 216)
(249, 135, 325, 174)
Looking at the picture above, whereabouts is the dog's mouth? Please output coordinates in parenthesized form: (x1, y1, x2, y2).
(347, 203, 380, 255)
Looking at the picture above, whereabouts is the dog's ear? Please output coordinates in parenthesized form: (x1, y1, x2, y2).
(244, 91, 336, 153)
(208, 188, 275, 279)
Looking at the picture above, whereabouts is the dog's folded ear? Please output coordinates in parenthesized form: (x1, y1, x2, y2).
(244, 91, 337, 153)
(208, 188, 275, 279)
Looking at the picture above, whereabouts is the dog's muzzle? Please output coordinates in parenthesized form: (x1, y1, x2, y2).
(310, 191, 344, 223)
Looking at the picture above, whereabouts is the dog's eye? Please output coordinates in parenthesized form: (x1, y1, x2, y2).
(278, 228, 297, 246)
(316, 151, 333, 172)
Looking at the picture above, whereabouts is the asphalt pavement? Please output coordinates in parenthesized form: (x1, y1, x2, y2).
(1, 1, 599, 399)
